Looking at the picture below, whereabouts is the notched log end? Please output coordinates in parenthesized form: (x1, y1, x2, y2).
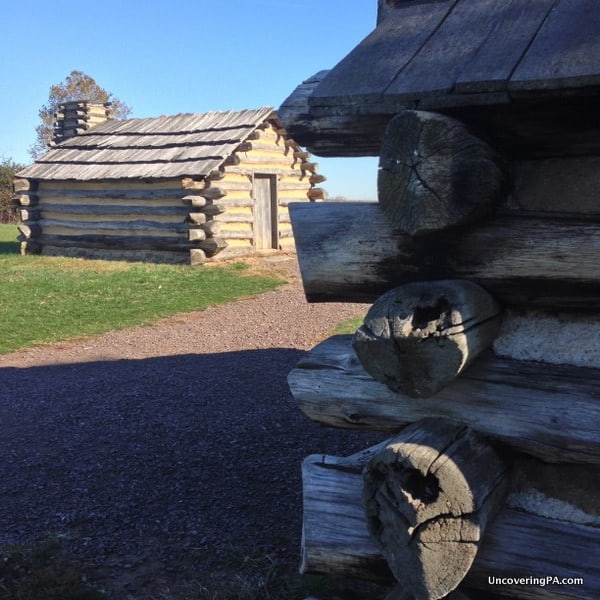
(362, 420, 509, 597)
(378, 110, 508, 236)
(352, 281, 502, 398)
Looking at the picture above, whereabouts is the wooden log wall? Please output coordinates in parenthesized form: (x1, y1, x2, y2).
(285, 104, 600, 598)
(288, 335, 600, 465)
(289, 202, 600, 309)
(300, 441, 600, 599)
(199, 119, 325, 260)
(16, 178, 193, 264)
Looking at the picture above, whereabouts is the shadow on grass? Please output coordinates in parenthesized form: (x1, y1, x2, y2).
(0, 240, 19, 255)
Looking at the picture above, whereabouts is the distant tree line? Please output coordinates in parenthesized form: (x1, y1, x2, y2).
(0, 157, 25, 223)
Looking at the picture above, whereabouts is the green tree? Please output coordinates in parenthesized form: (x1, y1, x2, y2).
(0, 157, 25, 223)
(29, 70, 132, 160)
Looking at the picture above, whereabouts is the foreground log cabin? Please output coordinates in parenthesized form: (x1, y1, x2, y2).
(15, 102, 325, 264)
(280, 1, 600, 599)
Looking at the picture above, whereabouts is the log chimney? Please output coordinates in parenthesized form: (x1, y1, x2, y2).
(51, 101, 113, 146)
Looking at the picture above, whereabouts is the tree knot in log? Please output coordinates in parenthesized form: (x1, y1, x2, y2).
(362, 419, 509, 599)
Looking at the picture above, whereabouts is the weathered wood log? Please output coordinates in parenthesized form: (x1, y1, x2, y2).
(199, 236, 227, 257)
(200, 204, 227, 217)
(363, 420, 509, 599)
(18, 209, 41, 222)
(293, 150, 311, 161)
(17, 223, 41, 239)
(186, 212, 207, 225)
(289, 201, 600, 309)
(300, 162, 319, 176)
(36, 218, 189, 234)
(39, 203, 189, 218)
(188, 228, 207, 242)
(181, 182, 227, 200)
(206, 168, 225, 181)
(309, 173, 327, 185)
(41, 188, 186, 202)
(202, 220, 221, 236)
(37, 246, 187, 264)
(236, 141, 253, 153)
(26, 234, 191, 252)
(223, 153, 240, 166)
(13, 179, 37, 193)
(378, 111, 506, 235)
(288, 335, 600, 464)
(182, 195, 207, 208)
(182, 197, 226, 215)
(278, 70, 391, 156)
(512, 156, 600, 215)
(353, 280, 502, 398)
(301, 445, 600, 599)
(306, 187, 327, 201)
(15, 194, 39, 206)
(189, 248, 207, 265)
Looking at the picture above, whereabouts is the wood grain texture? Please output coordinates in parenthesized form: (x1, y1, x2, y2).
(511, 0, 600, 91)
(289, 202, 600, 309)
(378, 111, 506, 235)
(301, 444, 600, 599)
(455, 0, 556, 93)
(363, 420, 509, 598)
(288, 335, 600, 464)
(311, 1, 458, 105)
(385, 0, 512, 99)
(353, 280, 502, 398)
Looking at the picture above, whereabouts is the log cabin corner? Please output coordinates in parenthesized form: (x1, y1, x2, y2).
(279, 1, 600, 598)
(15, 102, 326, 264)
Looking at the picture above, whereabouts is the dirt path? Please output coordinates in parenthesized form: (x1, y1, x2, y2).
(0, 257, 384, 599)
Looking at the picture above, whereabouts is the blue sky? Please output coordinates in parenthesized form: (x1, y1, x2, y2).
(0, 0, 379, 200)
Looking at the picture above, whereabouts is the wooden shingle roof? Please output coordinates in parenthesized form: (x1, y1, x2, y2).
(279, 0, 600, 157)
(311, 0, 600, 110)
(19, 107, 276, 181)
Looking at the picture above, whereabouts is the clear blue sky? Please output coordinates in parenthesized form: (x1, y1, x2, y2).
(0, 0, 379, 200)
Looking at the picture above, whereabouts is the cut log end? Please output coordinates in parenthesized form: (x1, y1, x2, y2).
(352, 280, 502, 398)
(363, 419, 509, 599)
(378, 110, 507, 236)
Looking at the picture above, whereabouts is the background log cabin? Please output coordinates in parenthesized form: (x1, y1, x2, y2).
(15, 102, 325, 264)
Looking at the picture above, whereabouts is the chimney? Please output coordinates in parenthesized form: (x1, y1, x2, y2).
(51, 100, 113, 146)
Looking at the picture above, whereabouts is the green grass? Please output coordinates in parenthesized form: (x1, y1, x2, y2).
(0, 224, 284, 354)
(332, 314, 364, 335)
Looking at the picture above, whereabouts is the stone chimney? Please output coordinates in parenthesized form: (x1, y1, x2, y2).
(51, 101, 113, 146)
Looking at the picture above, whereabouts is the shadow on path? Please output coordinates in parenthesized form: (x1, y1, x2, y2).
(0, 348, 382, 596)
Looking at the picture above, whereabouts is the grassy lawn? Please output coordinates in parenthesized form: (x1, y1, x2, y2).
(332, 315, 363, 335)
(0, 224, 284, 354)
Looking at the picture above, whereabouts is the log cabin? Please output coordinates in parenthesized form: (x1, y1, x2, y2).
(15, 102, 325, 264)
(279, 1, 600, 598)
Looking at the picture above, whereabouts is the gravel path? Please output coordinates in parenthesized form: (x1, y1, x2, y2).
(0, 257, 384, 599)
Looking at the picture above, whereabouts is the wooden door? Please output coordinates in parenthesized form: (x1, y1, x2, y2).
(253, 174, 278, 250)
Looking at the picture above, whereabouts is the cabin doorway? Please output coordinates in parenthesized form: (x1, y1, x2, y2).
(253, 174, 278, 250)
